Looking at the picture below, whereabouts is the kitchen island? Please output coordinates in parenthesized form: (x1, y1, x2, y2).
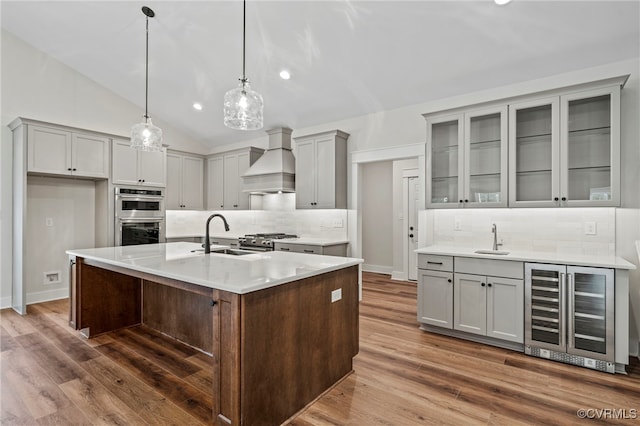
(66, 242, 362, 426)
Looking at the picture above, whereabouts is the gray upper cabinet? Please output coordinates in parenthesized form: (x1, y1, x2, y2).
(26, 124, 109, 179)
(166, 151, 204, 210)
(206, 147, 263, 210)
(293, 130, 349, 209)
(425, 75, 626, 208)
(509, 82, 622, 207)
(425, 105, 508, 208)
(112, 139, 166, 187)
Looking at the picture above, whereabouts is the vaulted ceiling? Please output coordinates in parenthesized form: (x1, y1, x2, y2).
(2, 1, 639, 147)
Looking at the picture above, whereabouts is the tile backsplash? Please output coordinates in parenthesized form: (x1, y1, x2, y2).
(166, 193, 348, 240)
(420, 207, 616, 256)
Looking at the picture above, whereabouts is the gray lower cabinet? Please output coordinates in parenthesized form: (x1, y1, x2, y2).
(273, 242, 348, 257)
(417, 254, 454, 328)
(418, 254, 524, 346)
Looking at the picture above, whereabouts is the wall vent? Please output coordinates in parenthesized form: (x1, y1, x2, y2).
(43, 271, 61, 285)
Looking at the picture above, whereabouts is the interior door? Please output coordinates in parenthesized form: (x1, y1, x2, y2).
(407, 176, 419, 280)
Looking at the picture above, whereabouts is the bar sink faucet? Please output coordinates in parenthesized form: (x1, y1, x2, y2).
(204, 214, 230, 254)
(492, 223, 502, 251)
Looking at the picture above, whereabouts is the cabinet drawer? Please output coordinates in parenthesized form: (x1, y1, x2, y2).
(455, 257, 523, 279)
(418, 254, 453, 272)
(275, 243, 321, 254)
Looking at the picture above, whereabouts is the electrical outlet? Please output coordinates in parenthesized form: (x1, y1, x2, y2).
(45, 217, 53, 227)
(333, 219, 344, 228)
(331, 288, 342, 303)
(454, 217, 462, 231)
(584, 222, 597, 235)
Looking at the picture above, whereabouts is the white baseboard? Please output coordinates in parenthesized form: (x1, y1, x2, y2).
(0, 297, 11, 310)
(362, 264, 393, 275)
(26, 288, 69, 305)
(391, 270, 407, 281)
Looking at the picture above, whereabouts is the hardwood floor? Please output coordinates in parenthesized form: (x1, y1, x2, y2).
(2, 272, 639, 425)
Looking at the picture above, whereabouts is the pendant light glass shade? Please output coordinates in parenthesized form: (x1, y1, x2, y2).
(131, 6, 163, 152)
(131, 117, 163, 151)
(224, 80, 264, 130)
(224, 0, 263, 130)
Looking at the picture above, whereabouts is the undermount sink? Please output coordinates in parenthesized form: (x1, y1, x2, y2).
(190, 248, 255, 256)
(474, 249, 510, 256)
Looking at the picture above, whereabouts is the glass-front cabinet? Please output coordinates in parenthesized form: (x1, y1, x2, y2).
(426, 106, 507, 208)
(561, 88, 620, 206)
(509, 85, 621, 207)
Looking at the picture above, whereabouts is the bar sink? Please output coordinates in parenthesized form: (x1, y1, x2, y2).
(474, 249, 510, 255)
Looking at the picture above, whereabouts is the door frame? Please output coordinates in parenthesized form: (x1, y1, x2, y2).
(350, 143, 425, 282)
(403, 170, 419, 281)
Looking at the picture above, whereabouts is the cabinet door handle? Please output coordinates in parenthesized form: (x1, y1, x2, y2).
(481, 282, 486, 287)
(409, 234, 414, 238)
(459, 199, 463, 203)
(487, 283, 492, 287)
(220, 205, 223, 208)
(280, 247, 290, 251)
(234, 204, 238, 208)
(464, 199, 469, 203)
(554, 197, 559, 201)
(303, 249, 314, 253)
(427, 261, 443, 265)
(561, 197, 567, 201)
(447, 279, 452, 283)
(409, 226, 414, 231)
(67, 168, 72, 171)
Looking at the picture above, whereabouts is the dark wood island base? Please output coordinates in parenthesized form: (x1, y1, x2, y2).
(70, 257, 359, 425)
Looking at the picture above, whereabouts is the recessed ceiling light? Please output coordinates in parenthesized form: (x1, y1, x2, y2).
(495, 0, 512, 5)
(279, 70, 291, 80)
(193, 103, 203, 111)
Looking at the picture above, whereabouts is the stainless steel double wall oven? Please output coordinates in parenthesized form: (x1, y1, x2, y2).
(115, 187, 166, 246)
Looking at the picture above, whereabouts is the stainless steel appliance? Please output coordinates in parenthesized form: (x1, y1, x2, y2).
(525, 263, 615, 373)
(115, 187, 165, 246)
(239, 233, 297, 252)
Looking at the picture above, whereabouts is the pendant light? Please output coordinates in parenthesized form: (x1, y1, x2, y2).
(131, 6, 163, 152)
(224, 0, 264, 130)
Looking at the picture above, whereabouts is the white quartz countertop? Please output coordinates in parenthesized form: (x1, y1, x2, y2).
(67, 242, 363, 294)
(415, 245, 636, 270)
(275, 238, 350, 246)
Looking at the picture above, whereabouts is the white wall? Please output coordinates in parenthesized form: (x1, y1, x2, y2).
(361, 161, 393, 273)
(26, 176, 96, 303)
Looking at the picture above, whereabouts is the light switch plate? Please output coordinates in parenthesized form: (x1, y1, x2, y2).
(454, 217, 462, 231)
(331, 288, 342, 303)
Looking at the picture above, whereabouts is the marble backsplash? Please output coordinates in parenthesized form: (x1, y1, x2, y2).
(166, 193, 348, 240)
(419, 207, 616, 257)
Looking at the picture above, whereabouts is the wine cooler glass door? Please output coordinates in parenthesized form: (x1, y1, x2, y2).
(525, 263, 566, 352)
(567, 266, 615, 362)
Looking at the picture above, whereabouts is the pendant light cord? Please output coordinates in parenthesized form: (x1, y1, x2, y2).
(241, 0, 247, 85)
(145, 13, 150, 120)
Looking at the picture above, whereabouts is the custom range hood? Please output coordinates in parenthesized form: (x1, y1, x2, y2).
(242, 127, 295, 193)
